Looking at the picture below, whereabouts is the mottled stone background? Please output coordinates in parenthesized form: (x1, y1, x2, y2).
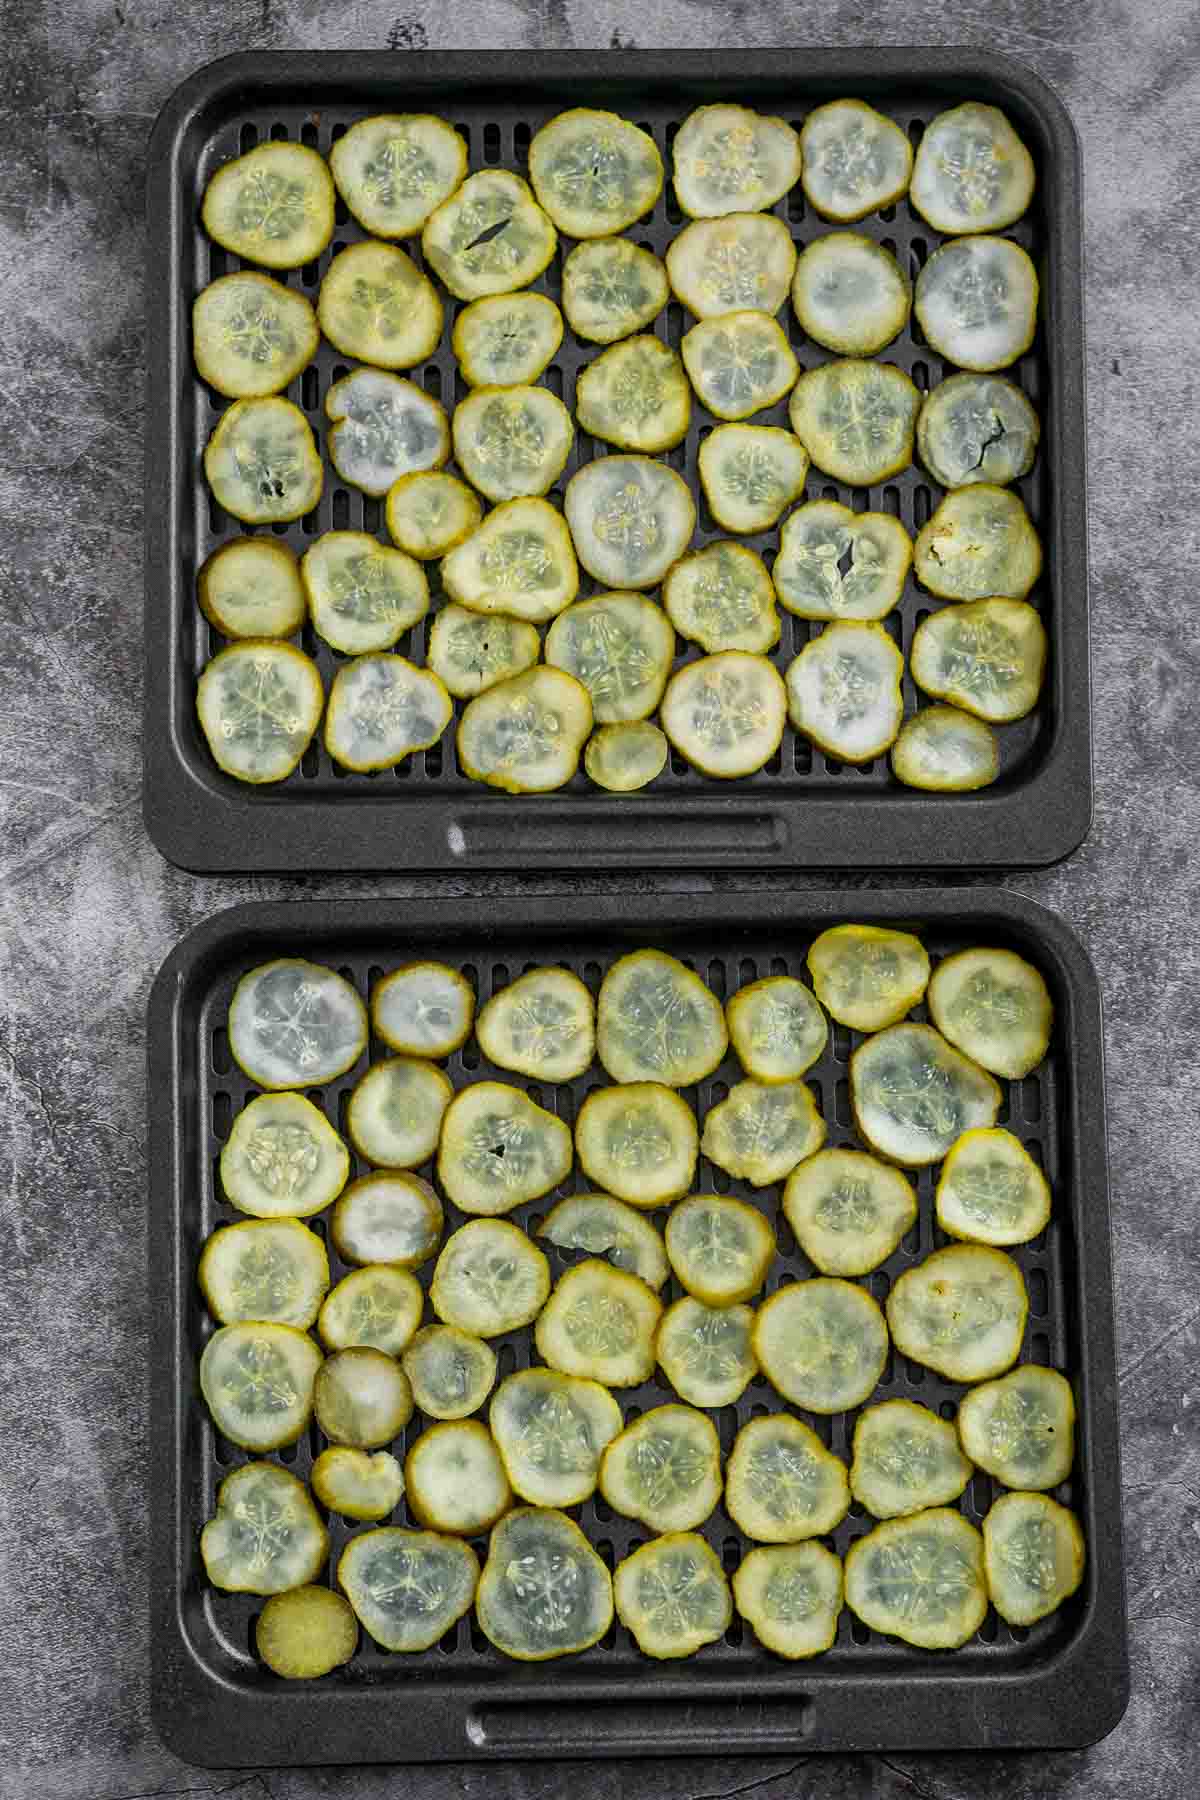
(1, 1, 1197, 1796)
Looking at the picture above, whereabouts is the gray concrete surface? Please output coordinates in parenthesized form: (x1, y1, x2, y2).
(1, 2, 1197, 1797)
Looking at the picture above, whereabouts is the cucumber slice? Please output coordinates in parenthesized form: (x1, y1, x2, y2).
(338, 1526, 479, 1652)
(655, 1296, 758, 1408)
(476, 1507, 613, 1660)
(663, 542, 781, 655)
(957, 1364, 1075, 1488)
(443, 497, 579, 623)
(200, 1322, 323, 1452)
(887, 1244, 1029, 1382)
(428, 604, 540, 699)
(198, 538, 306, 641)
(193, 272, 319, 399)
(331, 1172, 443, 1270)
(936, 1128, 1051, 1245)
(458, 667, 593, 793)
(317, 1266, 424, 1355)
(788, 359, 919, 485)
(807, 923, 931, 1031)
(613, 1533, 731, 1659)
(984, 1491, 1085, 1625)
(325, 369, 450, 497)
(892, 704, 1001, 792)
(311, 1446, 405, 1521)
(534, 1259, 662, 1387)
(203, 397, 322, 525)
(430, 1219, 551, 1338)
(725, 1414, 850, 1542)
(564, 456, 695, 590)
(696, 426, 809, 537)
(405, 1419, 512, 1534)
(539, 1194, 669, 1290)
(422, 170, 556, 301)
(314, 1346, 414, 1448)
(911, 598, 1046, 724)
(437, 1081, 572, 1216)
(574, 1082, 700, 1208)
(666, 214, 798, 319)
(800, 100, 913, 223)
(914, 485, 1042, 602)
(665, 1194, 777, 1305)
(791, 233, 911, 355)
(197, 639, 324, 783)
(849, 1398, 973, 1519)
(774, 500, 912, 622)
(256, 1585, 358, 1679)
(199, 1218, 330, 1328)
(317, 240, 443, 369)
(915, 236, 1039, 372)
(786, 620, 905, 763)
(476, 967, 596, 1081)
(453, 292, 563, 388)
(681, 312, 799, 421)
(452, 385, 574, 504)
(599, 1403, 722, 1532)
(373, 961, 474, 1057)
(220, 1092, 349, 1219)
(302, 532, 430, 655)
(401, 1324, 498, 1420)
(726, 976, 827, 1083)
(701, 1077, 826, 1188)
(575, 336, 691, 454)
(201, 1461, 328, 1595)
(851, 1021, 1001, 1166)
(528, 108, 663, 238)
(911, 103, 1036, 236)
(672, 104, 802, 219)
(661, 650, 788, 778)
(329, 113, 468, 238)
(597, 949, 728, 1087)
(202, 141, 334, 269)
(346, 1056, 453, 1169)
(753, 1278, 888, 1413)
(733, 1542, 843, 1659)
(490, 1369, 624, 1506)
(228, 961, 367, 1091)
(562, 239, 670, 344)
(545, 592, 675, 723)
(324, 654, 451, 772)
(585, 721, 670, 792)
(783, 1149, 917, 1278)
(928, 947, 1053, 1080)
(917, 371, 1040, 489)
(844, 1509, 987, 1649)
(386, 471, 483, 561)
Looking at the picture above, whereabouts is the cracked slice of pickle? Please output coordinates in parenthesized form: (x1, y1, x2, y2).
(665, 1193, 776, 1305)
(431, 1219, 551, 1338)
(443, 497, 579, 623)
(725, 1414, 850, 1543)
(887, 1245, 1028, 1383)
(911, 102, 1035, 236)
(753, 1278, 888, 1413)
(807, 923, 931, 1031)
(891, 705, 1000, 792)
(373, 961, 474, 1057)
(256, 1583, 358, 1679)
(914, 486, 1042, 602)
(575, 336, 691, 454)
(539, 1194, 669, 1290)
(662, 650, 788, 778)
(851, 1022, 1000, 1166)
(614, 1532, 731, 1659)
(957, 1363, 1075, 1488)
(562, 238, 669, 344)
(844, 1508, 987, 1649)
(220, 1091, 349, 1219)
(422, 169, 556, 301)
(314, 1346, 414, 1448)
(386, 471, 483, 561)
(453, 385, 574, 505)
(734, 1542, 842, 1659)
(200, 1322, 323, 1452)
(339, 1526, 479, 1652)
(788, 358, 919, 486)
(402, 1324, 498, 1420)
(702, 1078, 826, 1188)
(664, 542, 781, 656)
(331, 1171, 443, 1270)
(199, 1217, 330, 1329)
(405, 1419, 512, 1534)
(317, 1266, 424, 1356)
(599, 1404, 722, 1533)
(791, 233, 911, 356)
(201, 1461, 328, 1595)
(193, 271, 319, 400)
(202, 141, 334, 269)
(302, 532, 430, 655)
(726, 976, 827, 1083)
(928, 946, 1053, 1079)
(535, 1258, 662, 1387)
(786, 620, 904, 763)
(437, 1081, 572, 1216)
(697, 427, 809, 539)
(459, 667, 593, 793)
(198, 538, 306, 641)
(346, 1056, 453, 1170)
(850, 1398, 973, 1520)
(673, 103, 802, 220)
(800, 99, 913, 223)
(453, 292, 564, 388)
(667, 213, 797, 319)
(585, 720, 670, 792)
(311, 1446, 405, 1521)
(325, 368, 450, 497)
(228, 961, 367, 1091)
(984, 1491, 1084, 1625)
(597, 949, 728, 1087)
(318, 240, 442, 369)
(936, 1128, 1051, 1246)
(681, 312, 799, 421)
(774, 500, 912, 623)
(197, 640, 323, 783)
(476, 966, 596, 1082)
(529, 108, 663, 238)
(329, 112, 467, 238)
(911, 598, 1046, 724)
(783, 1148, 917, 1278)
(918, 371, 1039, 489)
(490, 1368, 623, 1507)
(574, 1083, 700, 1208)
(565, 456, 695, 591)
(428, 603, 540, 700)
(477, 1507, 613, 1660)
(656, 1296, 757, 1408)
(324, 654, 451, 773)
(545, 591, 675, 723)
(204, 397, 322, 525)
(915, 236, 1038, 372)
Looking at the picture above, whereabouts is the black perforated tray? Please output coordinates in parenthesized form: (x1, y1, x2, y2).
(143, 48, 1091, 873)
(147, 888, 1126, 1765)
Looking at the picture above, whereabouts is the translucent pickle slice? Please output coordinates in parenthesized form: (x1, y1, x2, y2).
(984, 1492, 1085, 1625)
(928, 946, 1054, 1079)
(199, 1218, 329, 1328)
(661, 651, 788, 778)
(725, 1415, 850, 1542)
(477, 1508, 613, 1660)
(845, 1509, 987, 1650)
(457, 668, 593, 794)
(917, 372, 1040, 490)
(575, 337, 691, 454)
(198, 539, 306, 641)
(545, 592, 675, 722)
(791, 234, 911, 356)
(701, 1078, 826, 1187)
(696, 428, 809, 537)
(528, 108, 663, 237)
(256, 1587, 358, 1680)
(313, 1346, 414, 1448)
(681, 313, 799, 421)
(200, 1322, 322, 1452)
(201, 1462, 328, 1594)
(197, 642, 323, 785)
(535, 1259, 662, 1387)
(203, 398, 322, 525)
(317, 1267, 424, 1355)
(443, 498, 579, 623)
(220, 1092, 349, 1219)
(733, 1543, 843, 1659)
(428, 605, 540, 700)
(452, 292, 563, 387)
(476, 967, 596, 1081)
(490, 1369, 623, 1506)
(726, 975, 828, 1083)
(404, 1420, 512, 1534)
(911, 103, 1035, 235)
(228, 959, 367, 1090)
(614, 1533, 731, 1659)
(329, 113, 468, 237)
(773, 501, 912, 623)
(850, 1022, 1000, 1165)
(339, 1527, 479, 1652)
(655, 1298, 758, 1408)
(598, 1404, 722, 1532)
(201, 141, 335, 268)
(386, 472, 483, 561)
(431, 1220, 551, 1337)
(402, 1324, 498, 1420)
(915, 237, 1039, 372)
(193, 273, 319, 399)
(672, 104, 802, 218)
(910, 599, 1046, 724)
(887, 1245, 1029, 1382)
(317, 241, 442, 369)
(914, 486, 1042, 601)
(850, 1399, 973, 1519)
(788, 359, 919, 485)
(597, 949, 728, 1086)
(325, 369, 450, 496)
(302, 533, 430, 656)
(423, 170, 556, 301)
(331, 1171, 443, 1269)
(665, 1194, 776, 1305)
(936, 1129, 1051, 1245)
(807, 923, 931, 1031)
(562, 239, 670, 343)
(565, 457, 695, 591)
(324, 655, 451, 773)
(574, 1083, 699, 1207)
(783, 1149, 917, 1277)
(437, 1081, 572, 1215)
(800, 100, 913, 221)
(891, 705, 1001, 793)
(785, 621, 905, 763)
(663, 541, 783, 659)
(753, 1278, 889, 1412)
(956, 1364, 1075, 1488)
(666, 214, 798, 318)
(311, 1446, 406, 1521)
(373, 961, 474, 1056)
(452, 385, 574, 504)
(585, 722, 670, 792)
(345, 1056, 453, 1169)
(539, 1194, 669, 1290)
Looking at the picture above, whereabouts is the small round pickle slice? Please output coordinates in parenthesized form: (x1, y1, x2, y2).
(545, 592, 675, 723)
(339, 1526, 479, 1652)
(844, 1508, 987, 1650)
(575, 336, 691, 454)
(662, 650, 788, 778)
(460, 665, 594, 793)
(314, 1346, 414, 1449)
(753, 1279, 888, 1413)
(325, 369, 449, 497)
(614, 1533, 731, 1660)
(311, 1446, 405, 1521)
(792, 234, 911, 357)
(915, 236, 1038, 372)
(734, 1542, 843, 1659)
(535, 1259, 662, 1387)
(329, 112, 468, 238)
(453, 385, 574, 505)
(891, 705, 1001, 793)
(201, 1461, 328, 1595)
(928, 946, 1054, 1080)
(431, 1219, 551, 1338)
(453, 292, 563, 388)
(331, 1172, 443, 1270)
(936, 1128, 1051, 1246)
(529, 107, 663, 238)
(917, 372, 1040, 490)
(444, 498, 579, 623)
(198, 538, 306, 642)
(807, 923, 931, 1032)
(422, 169, 556, 301)
(477, 1507, 613, 1661)
(725, 1415, 850, 1543)
(428, 604, 540, 699)
(786, 621, 905, 764)
(574, 1083, 700, 1208)
(665, 1194, 777, 1305)
(317, 240, 442, 370)
(849, 1398, 973, 1520)
(565, 456, 695, 591)
(851, 1021, 1001, 1166)
(220, 1091, 349, 1219)
(346, 1056, 453, 1170)
(256, 1585, 358, 1680)
(697, 427, 809, 538)
(476, 966, 596, 1082)
(539, 1194, 669, 1291)
(656, 1297, 758, 1408)
(911, 102, 1035, 236)
(984, 1492, 1085, 1625)
(957, 1364, 1075, 1489)
(800, 99, 914, 223)
(200, 1322, 323, 1452)
(673, 104, 802, 219)
(886, 1245, 1029, 1382)
(405, 1420, 512, 1535)
(702, 1078, 826, 1188)
(727, 976, 827, 1083)
(204, 397, 322, 525)
(228, 961, 367, 1092)
(324, 655, 451, 773)
(302, 533, 430, 656)
(911, 598, 1046, 724)
(667, 214, 798, 319)
(681, 312, 799, 422)
(202, 141, 334, 269)
(664, 542, 781, 656)
(783, 1149, 917, 1278)
(402, 1324, 498, 1420)
(317, 1266, 424, 1355)
(585, 721, 670, 792)
(373, 961, 474, 1057)
(491, 1369, 624, 1507)
(562, 239, 669, 344)
(774, 500, 912, 623)
(597, 949, 728, 1087)
(788, 359, 920, 486)
(437, 1081, 572, 1216)
(193, 272, 319, 399)
(914, 486, 1042, 602)
(386, 471, 483, 561)
(199, 1218, 330, 1328)
(599, 1404, 722, 1533)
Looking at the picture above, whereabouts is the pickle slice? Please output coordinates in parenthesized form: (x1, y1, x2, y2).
(303, 533, 430, 655)
(667, 214, 798, 319)
(753, 1278, 888, 1413)
(892, 705, 1001, 792)
(373, 961, 474, 1057)
(458, 665, 593, 792)
(452, 385, 574, 504)
(338, 1526, 479, 1652)
(786, 621, 904, 763)
(734, 1542, 843, 1659)
(562, 239, 670, 344)
(575, 336, 691, 454)
(311, 1446, 405, 1521)
(984, 1492, 1084, 1625)
(574, 1083, 700, 1208)
(915, 236, 1039, 373)
(318, 240, 443, 370)
(928, 947, 1054, 1080)
(228, 961, 367, 1091)
(599, 1403, 722, 1533)
(346, 1056, 453, 1170)
(665, 1194, 777, 1305)
(220, 1091, 349, 1219)
(917, 371, 1040, 490)
(329, 113, 468, 238)
(204, 397, 322, 525)
(202, 141, 335, 269)
(539, 1194, 669, 1291)
(957, 1364, 1075, 1488)
(443, 497, 579, 624)
(193, 272, 319, 399)
(791, 233, 911, 355)
(914, 486, 1042, 602)
(807, 923, 931, 1031)
(911, 598, 1046, 724)
(198, 538, 306, 641)
(565, 456, 696, 590)
(663, 543, 781, 656)
(774, 500, 912, 623)
(656, 1296, 757, 1408)
(427, 604, 540, 699)
(331, 1172, 443, 1269)
(788, 359, 920, 485)
(725, 1414, 850, 1542)
(476, 967, 595, 1082)
(597, 949, 728, 1087)
(386, 471, 484, 561)
(453, 292, 563, 388)
(199, 1218, 330, 1328)
(783, 1149, 917, 1278)
(850, 1398, 973, 1520)
(256, 1584, 358, 1679)
(936, 1128, 1051, 1246)
(431, 1219, 551, 1338)
(476, 1507, 613, 1660)
(438, 1081, 572, 1216)
(324, 654, 451, 772)
(422, 169, 556, 301)
(662, 650, 788, 778)
(314, 1346, 414, 1448)
(317, 1266, 424, 1355)
(405, 1419, 512, 1534)
(529, 108, 663, 238)
(726, 976, 827, 1083)
(701, 1078, 826, 1189)
(325, 369, 450, 497)
(696, 426, 809, 538)
(673, 104, 802, 220)
(887, 1245, 1029, 1383)
(201, 1461, 328, 1595)
(534, 1259, 662, 1387)
(844, 1509, 987, 1650)
(911, 103, 1035, 236)
(585, 721, 670, 792)
(681, 312, 799, 421)
(614, 1533, 731, 1659)
(490, 1369, 624, 1507)
(800, 100, 913, 223)
(851, 1022, 1001, 1166)
(545, 592, 675, 723)
(402, 1324, 498, 1420)
(200, 1322, 323, 1452)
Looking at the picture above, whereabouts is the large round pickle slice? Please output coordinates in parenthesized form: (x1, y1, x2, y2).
(599, 1404, 722, 1533)
(753, 1278, 888, 1413)
(849, 1398, 973, 1520)
(911, 102, 1035, 236)
(476, 1507, 614, 1660)
(786, 620, 905, 764)
(791, 233, 911, 356)
(314, 1346, 414, 1448)
(562, 238, 669, 344)
(458, 668, 593, 794)
(199, 1217, 329, 1328)
(452, 384, 574, 505)
(661, 651, 788, 778)
(197, 537, 306, 642)
(428, 604, 540, 700)
(574, 1082, 700, 1208)
(681, 312, 799, 421)
(956, 1363, 1075, 1489)
(373, 961, 474, 1057)
(701, 1077, 826, 1188)
(311, 1446, 405, 1522)
(402, 1324, 498, 1420)
(405, 1420, 512, 1535)
(844, 1509, 988, 1650)
(201, 1461, 328, 1595)
(534, 1259, 662, 1388)
(665, 1194, 777, 1306)
(325, 368, 449, 497)
(788, 359, 919, 486)
(228, 960, 367, 1091)
(891, 705, 1001, 793)
(200, 1322, 322, 1452)
(733, 1542, 843, 1659)
(850, 1021, 1001, 1166)
(655, 1297, 758, 1408)
(193, 272, 319, 399)
(324, 655, 451, 773)
(667, 213, 797, 319)
(597, 948, 728, 1087)
(430, 1219, 551, 1338)
(331, 1171, 443, 1269)
(538, 1193, 669, 1291)
(203, 397, 322, 525)
(256, 1586, 358, 1680)
(490, 1369, 623, 1507)
(220, 1091, 349, 1219)
(726, 975, 828, 1083)
(452, 292, 564, 389)
(673, 104, 802, 219)
(807, 922, 930, 1031)
(914, 486, 1042, 602)
(928, 946, 1053, 1079)
(202, 141, 334, 269)
(345, 1056, 453, 1170)
(774, 500, 912, 623)
(936, 1128, 1051, 1246)
(983, 1492, 1085, 1625)
(476, 966, 595, 1082)
(910, 598, 1046, 724)
(422, 169, 556, 301)
(575, 336, 691, 454)
(437, 1081, 572, 1216)
(565, 456, 696, 591)
(329, 112, 468, 238)
(614, 1533, 731, 1660)
(886, 1244, 1029, 1383)
(339, 1526, 479, 1652)
(317, 1266, 424, 1355)
(545, 591, 675, 723)
(696, 427, 809, 537)
(318, 240, 442, 370)
(917, 371, 1040, 490)
(725, 1414, 850, 1543)
(800, 99, 913, 222)
(528, 108, 663, 238)
(915, 236, 1038, 372)
(443, 497, 579, 624)
(783, 1148, 917, 1278)
(302, 532, 430, 657)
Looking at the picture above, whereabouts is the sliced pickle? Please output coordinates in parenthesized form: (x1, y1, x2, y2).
(725, 1414, 850, 1542)
(681, 312, 799, 421)
(534, 1259, 662, 1387)
(665, 1194, 777, 1305)
(331, 1171, 443, 1269)
(851, 1021, 1001, 1166)
(984, 1492, 1084, 1625)
(664, 542, 781, 655)
(928, 946, 1053, 1079)
(850, 1398, 973, 1519)
(774, 500, 912, 623)
(656, 1296, 757, 1408)
(476, 967, 595, 1081)
(661, 650, 788, 778)
(314, 1346, 414, 1448)
(783, 1149, 917, 1278)
(325, 369, 449, 497)
(422, 169, 556, 301)
(443, 497, 579, 623)
(452, 384, 574, 504)
(574, 1082, 700, 1208)
(373, 961, 474, 1057)
(791, 233, 911, 355)
(565, 456, 695, 591)
(256, 1584, 358, 1679)
(800, 100, 913, 222)
(201, 141, 334, 269)
(302, 533, 430, 655)
(201, 1461, 328, 1595)
(402, 1324, 498, 1420)
(807, 923, 931, 1031)
(957, 1364, 1075, 1488)
(911, 103, 1035, 236)
(887, 1245, 1028, 1382)
(914, 486, 1042, 602)
(193, 272, 319, 399)
(324, 654, 450, 772)
(911, 598, 1046, 724)
(892, 705, 1001, 792)
(459, 665, 592, 793)
(528, 108, 663, 238)
(726, 975, 828, 1082)
(613, 1533, 731, 1659)
(786, 620, 904, 763)
(596, 949, 728, 1087)
(200, 1322, 322, 1452)
(311, 1446, 405, 1521)
(428, 603, 540, 699)
(936, 1128, 1051, 1245)
(203, 397, 322, 525)
(338, 1526, 479, 1652)
(915, 236, 1039, 372)
(585, 721, 670, 792)
(329, 112, 468, 238)
(701, 1077, 826, 1188)
(476, 1507, 613, 1660)
(346, 1056, 453, 1170)
(539, 1194, 669, 1290)
(545, 591, 675, 723)
(317, 240, 442, 369)
(228, 961, 367, 1091)
(753, 1278, 888, 1413)
(431, 1219, 551, 1338)
(598, 1404, 722, 1533)
(844, 1509, 987, 1649)
(696, 426, 809, 537)
(788, 359, 919, 485)
(386, 471, 484, 561)
(917, 371, 1040, 489)
(199, 1218, 329, 1328)
(490, 1369, 624, 1506)
(734, 1542, 843, 1659)
(667, 214, 797, 319)
(453, 292, 563, 388)
(405, 1419, 512, 1534)
(317, 1266, 424, 1355)
(437, 1081, 572, 1216)
(220, 1092, 349, 1219)
(575, 336, 691, 454)
(562, 238, 670, 344)
(198, 538, 306, 641)
(672, 104, 802, 219)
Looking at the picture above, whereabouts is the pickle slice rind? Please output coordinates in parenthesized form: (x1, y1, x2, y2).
(665, 1193, 777, 1306)
(314, 1345, 414, 1449)
(201, 1461, 328, 1595)
(913, 485, 1042, 602)
(317, 1265, 424, 1355)
(597, 949, 728, 1087)
(673, 104, 802, 219)
(202, 141, 335, 269)
(753, 1278, 888, 1414)
(373, 961, 475, 1057)
(614, 1532, 732, 1660)
(696, 427, 809, 537)
(204, 397, 323, 525)
(346, 1056, 453, 1170)
(311, 1446, 406, 1521)
(562, 239, 670, 344)
(661, 650, 788, 779)
(800, 100, 914, 223)
(476, 1507, 613, 1660)
(574, 1082, 700, 1208)
(490, 1369, 624, 1507)
(228, 960, 367, 1091)
(850, 1398, 973, 1520)
(783, 1148, 917, 1278)
(575, 336, 691, 454)
(983, 1491, 1085, 1625)
(546, 592, 675, 723)
(325, 368, 450, 497)
(681, 312, 799, 422)
(565, 456, 696, 591)
(318, 240, 443, 370)
(891, 704, 1001, 793)
(443, 498, 580, 624)
(200, 1322, 323, 1452)
(851, 1021, 1001, 1166)
(476, 967, 596, 1082)
(199, 1217, 330, 1328)
(422, 169, 557, 301)
(655, 1297, 758, 1409)
(528, 108, 663, 238)
(584, 721, 670, 792)
(774, 500, 912, 622)
(844, 1508, 987, 1650)
(599, 1403, 723, 1533)
(329, 112, 468, 238)
(198, 538, 307, 642)
(667, 213, 798, 319)
(914, 235, 1038, 372)
(936, 1128, 1051, 1246)
(452, 384, 574, 505)
(911, 599, 1046, 724)
(303, 533, 430, 656)
(324, 654, 451, 773)
(193, 271, 319, 399)
(788, 359, 919, 486)
(534, 1259, 663, 1388)
(220, 1090, 350, 1218)
(886, 1245, 1029, 1383)
(791, 233, 911, 356)
(256, 1585, 359, 1679)
(927, 946, 1053, 1079)
(401, 1324, 498, 1420)
(725, 1414, 850, 1543)
(786, 620, 905, 763)
(339, 1526, 479, 1652)
(539, 1194, 669, 1290)
(405, 1419, 512, 1535)
(917, 371, 1040, 490)
(428, 604, 541, 700)
(733, 1542, 843, 1659)
(386, 471, 483, 561)
(453, 292, 564, 388)
(701, 1078, 827, 1188)
(726, 975, 828, 1083)
(911, 103, 1035, 236)
(438, 1081, 572, 1216)
(807, 923, 931, 1032)
(431, 1219, 552, 1338)
(957, 1364, 1075, 1489)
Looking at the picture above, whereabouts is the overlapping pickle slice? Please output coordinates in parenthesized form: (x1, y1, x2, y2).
(314, 1346, 414, 1448)
(311, 1446, 406, 1521)
(428, 605, 538, 701)
(787, 621, 904, 764)
(539, 1194, 669, 1290)
(562, 239, 670, 344)
(850, 1398, 973, 1520)
(665, 1194, 776, 1305)
(201, 1461, 328, 1594)
(325, 369, 450, 496)
(490, 1369, 623, 1506)
(911, 102, 1035, 235)
(200, 1322, 323, 1452)
(452, 385, 574, 504)
(545, 592, 675, 723)
(597, 949, 728, 1086)
(886, 1245, 1028, 1382)
(681, 312, 799, 421)
(202, 141, 335, 269)
(891, 705, 1001, 792)
(325, 654, 451, 772)
(193, 272, 319, 399)
(936, 1128, 1051, 1246)
(198, 538, 306, 641)
(734, 1542, 843, 1659)
(373, 961, 474, 1056)
(851, 1022, 1001, 1166)
(565, 456, 695, 590)
(318, 241, 443, 369)
(575, 336, 691, 453)
(405, 1420, 512, 1534)
(702, 1078, 826, 1188)
(662, 650, 788, 778)
(443, 498, 579, 623)
(574, 1083, 699, 1207)
(788, 359, 919, 485)
(663, 544, 780, 657)
(807, 923, 931, 1031)
(800, 99, 914, 222)
(917, 372, 1040, 490)
(303, 533, 430, 655)
(346, 1056, 453, 1170)
(386, 472, 483, 561)
(453, 292, 563, 387)
(331, 1171, 443, 1269)
(402, 1324, 498, 1419)
(422, 170, 557, 301)
(667, 214, 798, 318)
(984, 1492, 1085, 1625)
(204, 397, 322, 525)
(476, 1507, 613, 1660)
(528, 108, 663, 238)
(329, 112, 468, 237)
(844, 1509, 987, 1650)
(672, 104, 802, 219)
(229, 960, 367, 1090)
(753, 1278, 888, 1413)
(437, 1081, 571, 1216)
(956, 1364, 1075, 1488)
(534, 1259, 662, 1387)
(614, 1533, 731, 1659)
(783, 1149, 917, 1278)
(915, 236, 1039, 372)
(256, 1586, 358, 1679)
(199, 1218, 330, 1328)
(774, 500, 912, 622)
(697, 427, 809, 536)
(911, 599, 1046, 724)
(585, 721, 670, 792)
(725, 1415, 850, 1542)
(726, 975, 827, 1082)
(220, 1091, 349, 1218)
(928, 946, 1053, 1079)
(791, 234, 911, 356)
(599, 1404, 722, 1533)
(317, 1266, 424, 1355)
(476, 967, 595, 1081)
(655, 1297, 758, 1408)
(914, 486, 1042, 602)
(339, 1526, 479, 1652)
(431, 1219, 551, 1337)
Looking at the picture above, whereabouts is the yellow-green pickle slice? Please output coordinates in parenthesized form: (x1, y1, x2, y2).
(664, 542, 782, 655)
(672, 104, 802, 219)
(788, 359, 920, 485)
(886, 1245, 1028, 1382)
(430, 1219, 551, 1338)
(791, 234, 911, 356)
(786, 621, 905, 763)
(911, 598, 1046, 724)
(401, 1324, 498, 1420)
(311, 1446, 405, 1521)
(329, 113, 468, 239)
(539, 1194, 669, 1290)
(917, 371, 1040, 489)
(936, 1128, 1051, 1246)
(545, 592, 675, 723)
(317, 1266, 424, 1355)
(956, 1364, 1075, 1489)
(915, 236, 1039, 372)
(783, 1149, 917, 1277)
(850, 1021, 1001, 1166)
(373, 960, 474, 1056)
(528, 108, 663, 238)
(807, 923, 931, 1031)
(317, 240, 442, 369)
(201, 141, 335, 269)
(597, 948, 728, 1086)
(774, 500, 912, 623)
(928, 946, 1054, 1079)
(914, 485, 1042, 602)
(201, 1462, 328, 1595)
(681, 312, 799, 421)
(697, 427, 809, 537)
(655, 1297, 758, 1408)
(452, 384, 574, 505)
(453, 292, 563, 388)
(338, 1526, 479, 1652)
(325, 368, 450, 497)
(331, 1171, 443, 1269)
(845, 1509, 988, 1649)
(303, 532, 430, 655)
(405, 1419, 512, 1534)
(200, 1322, 323, 1452)
(199, 1218, 329, 1328)
(476, 966, 596, 1081)
(734, 1542, 843, 1659)
(666, 214, 798, 319)
(198, 538, 306, 642)
(204, 397, 322, 525)
(324, 654, 451, 773)
(753, 1278, 888, 1413)
(437, 1080, 572, 1216)
(585, 721, 670, 792)
(599, 1403, 722, 1533)
(575, 336, 691, 454)
(443, 497, 579, 623)
(314, 1346, 414, 1448)
(891, 705, 1001, 792)
(614, 1533, 731, 1660)
(490, 1369, 623, 1506)
(662, 650, 788, 778)
(574, 1082, 700, 1207)
(220, 1091, 349, 1219)
(665, 1190, 776, 1308)
(850, 1398, 973, 1520)
(701, 1077, 827, 1188)
(386, 471, 483, 561)
(725, 1414, 850, 1543)
(800, 99, 914, 222)
(534, 1258, 662, 1387)
(193, 272, 319, 399)
(983, 1492, 1085, 1625)
(422, 169, 556, 301)
(726, 975, 827, 1083)
(346, 1056, 453, 1169)
(562, 238, 669, 344)
(428, 604, 540, 700)
(477, 1507, 613, 1660)
(228, 960, 367, 1091)
(565, 456, 696, 591)
(911, 102, 1036, 236)
(256, 1585, 358, 1680)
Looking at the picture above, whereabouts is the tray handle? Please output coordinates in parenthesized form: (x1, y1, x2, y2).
(467, 1691, 815, 1752)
